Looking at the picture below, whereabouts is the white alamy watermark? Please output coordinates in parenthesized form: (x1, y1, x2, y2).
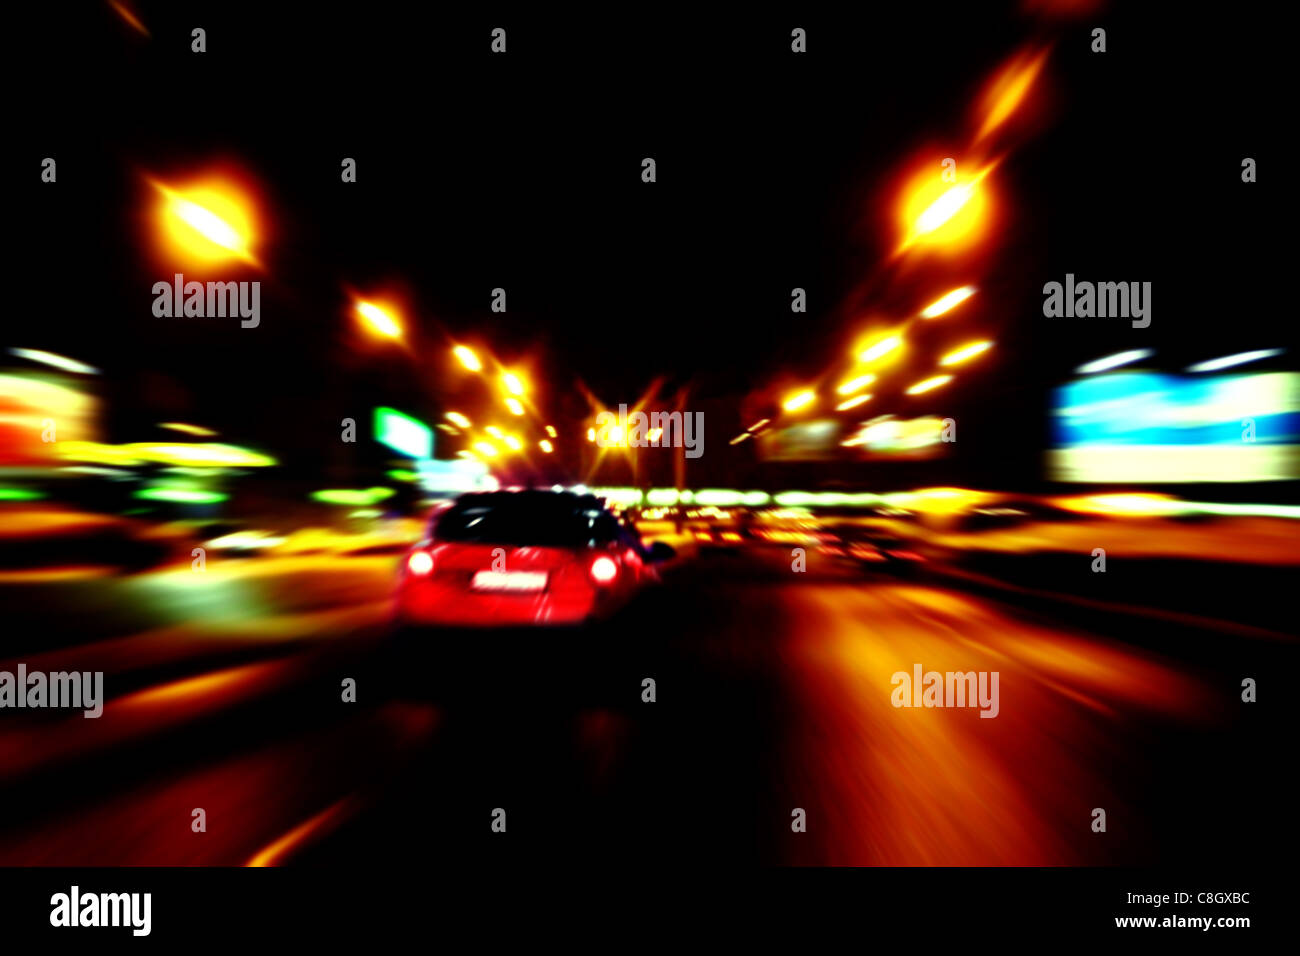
(891, 664, 999, 718)
(1042, 273, 1150, 328)
(595, 404, 704, 459)
(0, 665, 104, 718)
(50, 886, 151, 936)
(152, 273, 260, 328)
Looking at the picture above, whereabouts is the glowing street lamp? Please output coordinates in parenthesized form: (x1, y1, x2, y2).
(836, 373, 876, 395)
(453, 346, 482, 372)
(858, 335, 902, 364)
(905, 374, 954, 395)
(976, 47, 1049, 143)
(897, 163, 995, 251)
(446, 411, 471, 428)
(474, 441, 499, 458)
(355, 300, 403, 340)
(920, 286, 976, 319)
(505, 397, 525, 416)
(539, 439, 554, 453)
(502, 372, 525, 396)
(151, 178, 259, 267)
(783, 390, 816, 412)
(939, 340, 993, 367)
(836, 394, 873, 411)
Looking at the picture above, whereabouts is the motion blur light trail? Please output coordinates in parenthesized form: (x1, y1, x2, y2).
(776, 577, 1219, 865)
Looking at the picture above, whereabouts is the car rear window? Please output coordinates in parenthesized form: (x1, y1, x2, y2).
(432, 498, 621, 547)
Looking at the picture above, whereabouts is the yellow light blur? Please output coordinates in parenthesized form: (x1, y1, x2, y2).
(453, 346, 482, 371)
(888, 486, 999, 516)
(783, 390, 816, 412)
(446, 411, 471, 428)
(456, 450, 478, 460)
(502, 372, 525, 396)
(836, 394, 873, 411)
(940, 340, 993, 367)
(159, 422, 217, 437)
(898, 164, 995, 251)
(587, 428, 596, 442)
(355, 301, 402, 339)
(474, 441, 499, 458)
(905, 375, 954, 395)
(976, 47, 1049, 142)
(503, 435, 522, 451)
(920, 286, 976, 319)
(836, 373, 876, 395)
(545, 425, 557, 438)
(539, 439, 554, 453)
(109, 0, 150, 36)
(57, 441, 276, 468)
(485, 426, 503, 439)
(747, 418, 770, 432)
(607, 425, 626, 445)
(730, 433, 750, 445)
(505, 397, 524, 416)
(647, 427, 663, 442)
(1053, 493, 1182, 518)
(858, 335, 902, 364)
(152, 179, 258, 267)
(918, 184, 974, 234)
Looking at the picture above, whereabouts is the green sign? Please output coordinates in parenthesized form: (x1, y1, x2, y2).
(373, 407, 433, 459)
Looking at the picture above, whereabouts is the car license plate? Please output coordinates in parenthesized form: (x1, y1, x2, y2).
(471, 570, 548, 592)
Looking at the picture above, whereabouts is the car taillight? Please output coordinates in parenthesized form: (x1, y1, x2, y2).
(407, 550, 434, 576)
(589, 555, 619, 584)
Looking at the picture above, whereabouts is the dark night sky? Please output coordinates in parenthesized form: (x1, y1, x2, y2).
(11, 2, 1287, 492)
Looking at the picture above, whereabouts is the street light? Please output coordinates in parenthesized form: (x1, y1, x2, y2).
(355, 300, 403, 340)
(976, 47, 1049, 143)
(939, 340, 993, 366)
(897, 163, 995, 251)
(502, 372, 525, 396)
(836, 394, 873, 411)
(836, 373, 875, 395)
(905, 374, 954, 395)
(1075, 349, 1153, 375)
(505, 397, 524, 416)
(1186, 349, 1283, 373)
(8, 348, 100, 375)
(539, 439, 554, 453)
(150, 177, 259, 267)
(446, 411, 471, 428)
(783, 390, 816, 412)
(474, 441, 499, 458)
(453, 346, 482, 371)
(920, 286, 976, 319)
(858, 335, 902, 364)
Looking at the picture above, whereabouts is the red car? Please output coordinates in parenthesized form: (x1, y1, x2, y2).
(394, 490, 674, 628)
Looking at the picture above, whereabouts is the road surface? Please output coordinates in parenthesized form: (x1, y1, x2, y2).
(0, 545, 1285, 866)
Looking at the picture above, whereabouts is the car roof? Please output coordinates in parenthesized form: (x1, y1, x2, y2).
(451, 490, 606, 509)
